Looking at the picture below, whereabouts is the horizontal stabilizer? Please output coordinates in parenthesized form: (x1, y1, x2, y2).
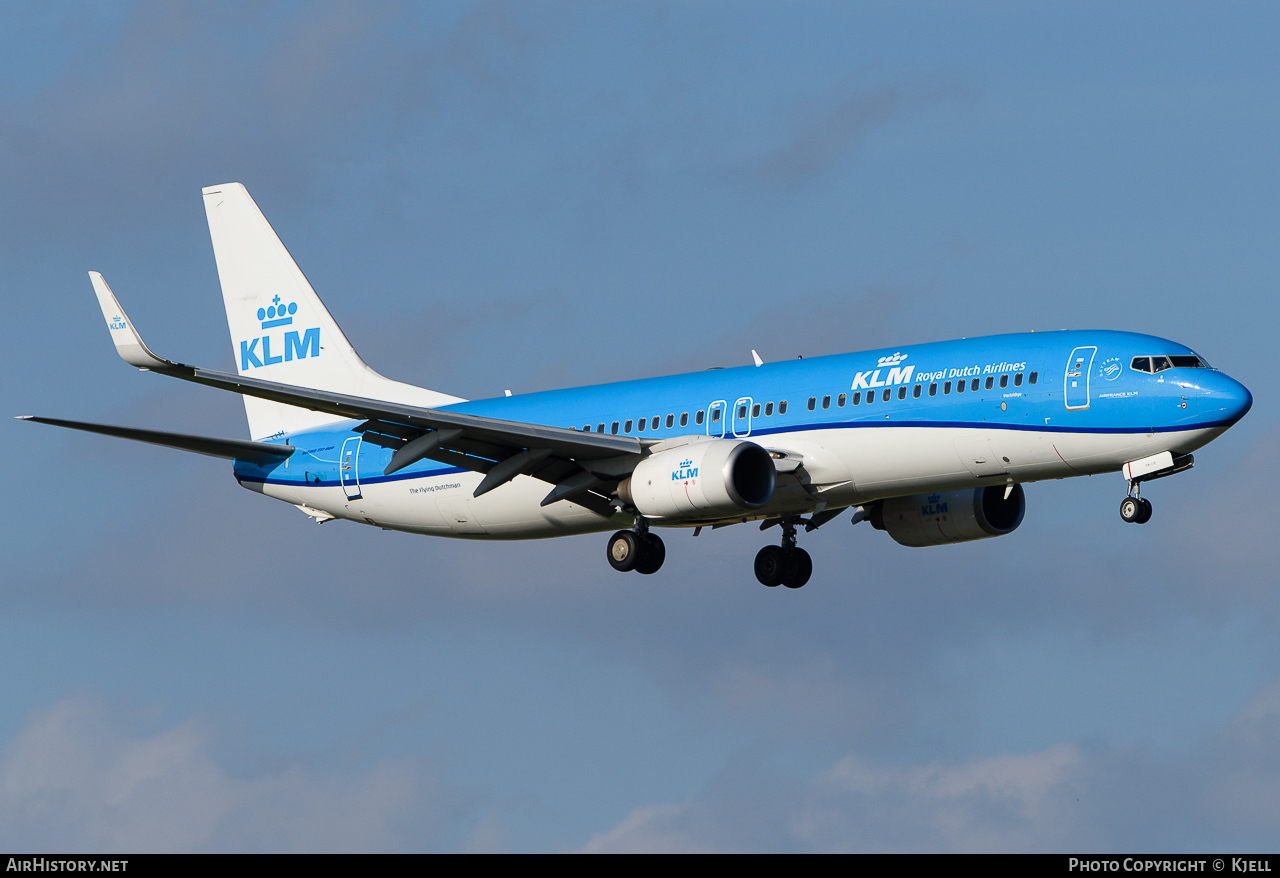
(17, 416, 294, 464)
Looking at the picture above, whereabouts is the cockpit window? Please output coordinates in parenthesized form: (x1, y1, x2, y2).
(1133, 354, 1206, 373)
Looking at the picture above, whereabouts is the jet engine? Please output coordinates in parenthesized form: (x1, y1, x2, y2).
(871, 484, 1025, 547)
(618, 439, 775, 520)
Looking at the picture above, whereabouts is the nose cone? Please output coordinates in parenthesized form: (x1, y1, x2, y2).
(1200, 371, 1253, 426)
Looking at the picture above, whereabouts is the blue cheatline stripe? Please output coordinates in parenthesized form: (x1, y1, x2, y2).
(237, 464, 469, 488)
(738, 418, 1237, 439)
(236, 422, 1223, 489)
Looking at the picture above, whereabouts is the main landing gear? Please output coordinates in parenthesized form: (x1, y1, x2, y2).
(607, 518, 666, 575)
(754, 517, 812, 589)
(1119, 482, 1153, 525)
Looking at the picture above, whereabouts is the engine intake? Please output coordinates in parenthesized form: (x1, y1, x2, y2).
(618, 439, 775, 521)
(872, 484, 1025, 547)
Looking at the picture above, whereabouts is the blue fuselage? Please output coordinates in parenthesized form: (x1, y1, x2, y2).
(236, 330, 1251, 501)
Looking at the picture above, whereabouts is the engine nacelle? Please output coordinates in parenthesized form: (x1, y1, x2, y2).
(871, 484, 1025, 547)
(618, 439, 775, 521)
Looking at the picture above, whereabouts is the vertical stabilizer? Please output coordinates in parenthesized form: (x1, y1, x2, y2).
(202, 183, 463, 440)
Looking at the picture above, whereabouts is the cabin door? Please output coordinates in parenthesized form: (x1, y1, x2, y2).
(340, 436, 363, 500)
(1064, 346, 1097, 410)
(706, 400, 727, 438)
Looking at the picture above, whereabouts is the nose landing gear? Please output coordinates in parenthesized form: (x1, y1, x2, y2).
(754, 517, 812, 589)
(607, 518, 666, 574)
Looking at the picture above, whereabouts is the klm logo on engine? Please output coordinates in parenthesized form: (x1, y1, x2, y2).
(921, 493, 948, 516)
(240, 295, 320, 370)
(672, 459, 698, 481)
(851, 352, 914, 390)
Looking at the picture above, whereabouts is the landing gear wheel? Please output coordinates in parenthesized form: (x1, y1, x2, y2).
(1135, 497, 1153, 524)
(754, 545, 788, 587)
(783, 548, 812, 589)
(635, 533, 666, 575)
(1120, 497, 1142, 523)
(607, 530, 641, 572)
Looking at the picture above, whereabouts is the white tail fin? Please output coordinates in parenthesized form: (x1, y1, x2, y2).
(202, 183, 463, 440)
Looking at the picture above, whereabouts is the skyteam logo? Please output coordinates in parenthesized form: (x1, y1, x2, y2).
(672, 459, 698, 482)
(1100, 356, 1122, 381)
(241, 295, 320, 370)
(852, 352, 914, 391)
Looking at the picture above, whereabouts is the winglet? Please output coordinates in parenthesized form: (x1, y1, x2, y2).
(751, 349, 764, 367)
(89, 272, 177, 370)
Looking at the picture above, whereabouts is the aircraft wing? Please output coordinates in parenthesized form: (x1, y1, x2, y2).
(16, 416, 295, 464)
(88, 272, 640, 510)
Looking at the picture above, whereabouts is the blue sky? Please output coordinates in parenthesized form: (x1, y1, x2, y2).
(2, 1, 1279, 851)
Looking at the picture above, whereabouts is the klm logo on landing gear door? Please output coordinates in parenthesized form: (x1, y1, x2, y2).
(1064, 346, 1097, 410)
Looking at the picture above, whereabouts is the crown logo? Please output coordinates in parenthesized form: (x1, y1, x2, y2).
(257, 295, 297, 328)
(876, 352, 908, 367)
(680, 459, 693, 468)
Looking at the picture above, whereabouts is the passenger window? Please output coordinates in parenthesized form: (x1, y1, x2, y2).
(999, 374, 1008, 388)
(985, 376, 994, 390)
(751, 404, 760, 418)
(680, 412, 689, 427)
(897, 386, 907, 400)
(865, 389, 874, 405)
(665, 414, 674, 428)
(597, 423, 605, 433)
(822, 395, 831, 409)
(913, 384, 922, 398)
(779, 400, 788, 414)
(637, 417, 645, 432)
(1152, 356, 1172, 372)
(710, 409, 720, 423)
(1029, 372, 1038, 385)
(624, 420, 632, 433)
(808, 397, 817, 411)
(583, 424, 591, 432)
(695, 410, 705, 425)
(837, 393, 846, 407)
(765, 402, 774, 416)
(883, 388, 892, 402)
(651, 416, 659, 430)
(1014, 372, 1023, 386)
(972, 378, 980, 391)
(944, 381, 952, 394)
(852, 391, 861, 405)
(611, 421, 619, 434)
(956, 379, 965, 393)
(929, 382, 937, 396)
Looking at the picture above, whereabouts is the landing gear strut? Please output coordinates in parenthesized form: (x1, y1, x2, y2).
(607, 517, 666, 574)
(1119, 484, 1153, 525)
(754, 517, 812, 589)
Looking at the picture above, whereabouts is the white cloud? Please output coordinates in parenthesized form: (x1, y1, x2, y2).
(581, 670, 1280, 853)
(580, 744, 1087, 853)
(0, 696, 464, 852)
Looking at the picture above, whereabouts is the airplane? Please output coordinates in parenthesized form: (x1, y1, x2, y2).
(19, 183, 1253, 589)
